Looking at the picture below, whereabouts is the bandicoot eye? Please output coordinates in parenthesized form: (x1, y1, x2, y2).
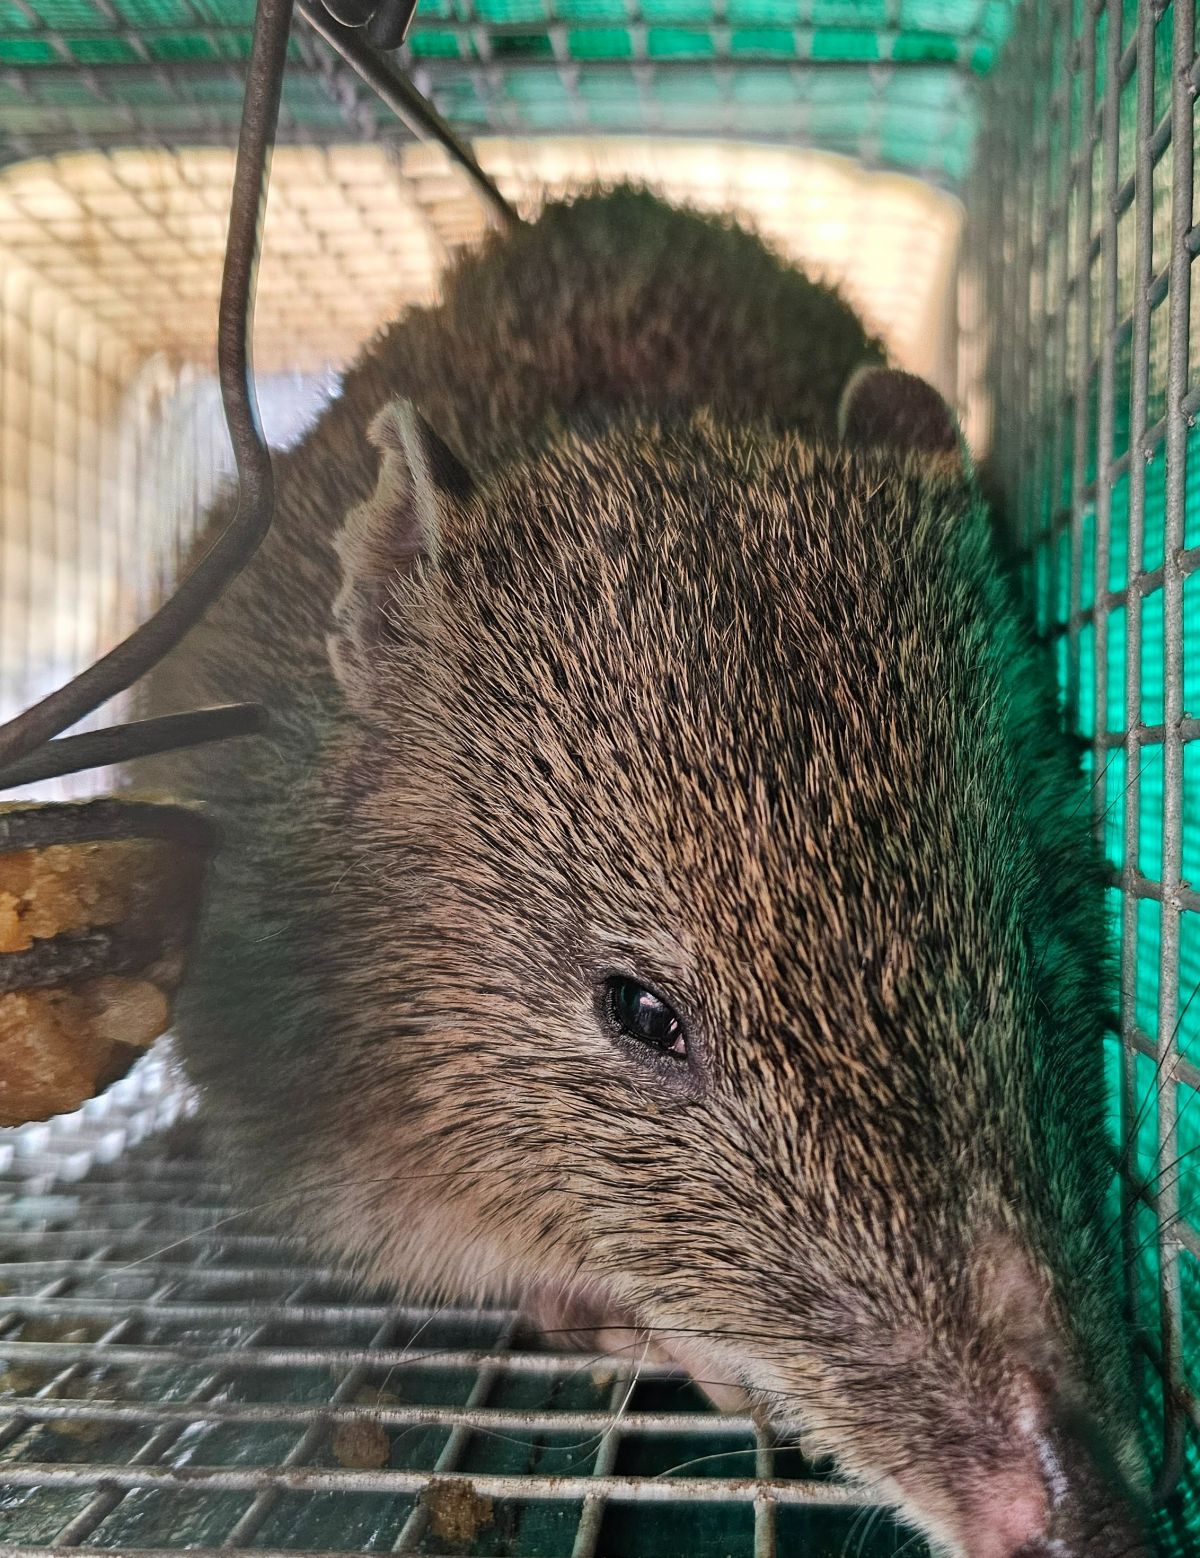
(602, 976, 688, 1059)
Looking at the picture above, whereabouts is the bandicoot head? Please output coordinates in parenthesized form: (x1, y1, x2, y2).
(313, 376, 1147, 1557)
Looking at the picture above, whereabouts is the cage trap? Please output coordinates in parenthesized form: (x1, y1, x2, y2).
(1, 0, 1200, 1554)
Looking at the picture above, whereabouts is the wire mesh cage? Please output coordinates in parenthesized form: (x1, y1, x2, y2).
(0, 0, 1005, 175)
(971, 0, 1200, 1544)
(2, 0, 1200, 1553)
(0, 135, 967, 1558)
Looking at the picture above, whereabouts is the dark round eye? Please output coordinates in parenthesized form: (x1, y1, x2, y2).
(602, 976, 688, 1059)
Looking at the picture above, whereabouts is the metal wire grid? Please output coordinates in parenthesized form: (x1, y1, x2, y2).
(0, 1128, 901, 1557)
(0, 0, 1017, 72)
(0, 20, 402, 166)
(0, 0, 1007, 182)
(0, 147, 444, 371)
(0, 0, 1184, 1549)
(971, 0, 1200, 1529)
(0, 259, 140, 801)
(0, 136, 963, 384)
(0, 137, 960, 383)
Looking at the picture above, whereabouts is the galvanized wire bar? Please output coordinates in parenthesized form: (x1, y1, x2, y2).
(1096, 0, 1142, 1374)
(566, 1371, 631, 1558)
(1112, 872, 1200, 912)
(1043, 12, 1074, 700)
(389, 1315, 521, 1552)
(1113, 1, 1157, 1416)
(1059, 5, 1082, 736)
(0, 1297, 517, 1328)
(1008, 15, 1036, 563)
(0, 1340, 684, 1376)
(751, 1417, 776, 1558)
(221, 1310, 413, 1546)
(1140, 1332, 1200, 1440)
(0, 1463, 865, 1506)
(1, 49, 985, 77)
(1077, 0, 1102, 833)
(294, 0, 515, 232)
(1129, 1025, 1200, 1099)
(2, 16, 999, 55)
(2, 1399, 756, 1439)
(0, 1229, 316, 1262)
(1151, 0, 1195, 1501)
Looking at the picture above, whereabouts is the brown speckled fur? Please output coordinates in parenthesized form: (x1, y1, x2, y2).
(144, 189, 1146, 1556)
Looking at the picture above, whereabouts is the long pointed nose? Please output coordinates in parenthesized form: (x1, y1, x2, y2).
(963, 1476, 1049, 1558)
(963, 1413, 1151, 1558)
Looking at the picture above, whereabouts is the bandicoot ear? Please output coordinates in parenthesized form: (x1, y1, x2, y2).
(329, 399, 474, 708)
(838, 365, 964, 472)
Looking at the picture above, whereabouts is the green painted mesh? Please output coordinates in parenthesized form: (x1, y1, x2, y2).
(0, 0, 1017, 180)
(972, 0, 1199, 1549)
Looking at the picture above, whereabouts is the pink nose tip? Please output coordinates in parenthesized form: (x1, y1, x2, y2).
(962, 1480, 1047, 1558)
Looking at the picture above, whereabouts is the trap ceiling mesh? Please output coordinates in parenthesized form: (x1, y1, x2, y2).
(0, 138, 962, 379)
(0, 0, 1016, 181)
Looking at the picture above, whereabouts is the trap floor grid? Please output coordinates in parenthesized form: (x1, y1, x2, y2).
(0, 1088, 913, 1558)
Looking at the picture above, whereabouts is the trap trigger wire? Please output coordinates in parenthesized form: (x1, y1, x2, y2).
(313, 0, 421, 51)
(0, 0, 515, 798)
(0, 0, 294, 793)
(295, 0, 517, 231)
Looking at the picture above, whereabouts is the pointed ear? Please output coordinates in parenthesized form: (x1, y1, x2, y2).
(329, 399, 474, 708)
(838, 365, 965, 473)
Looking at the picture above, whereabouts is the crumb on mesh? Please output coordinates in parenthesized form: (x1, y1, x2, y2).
(330, 1418, 392, 1469)
(421, 1477, 495, 1544)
